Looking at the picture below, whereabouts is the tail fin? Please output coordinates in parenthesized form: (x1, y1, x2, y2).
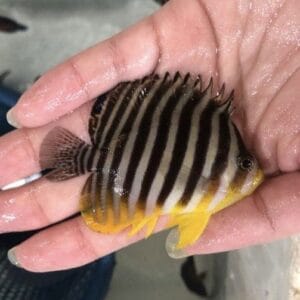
(39, 127, 90, 181)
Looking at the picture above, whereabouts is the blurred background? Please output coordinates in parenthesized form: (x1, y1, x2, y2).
(0, 1, 297, 299)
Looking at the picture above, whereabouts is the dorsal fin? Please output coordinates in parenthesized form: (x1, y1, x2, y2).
(88, 73, 220, 148)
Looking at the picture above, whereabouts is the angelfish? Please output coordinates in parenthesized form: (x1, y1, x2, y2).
(40, 72, 264, 250)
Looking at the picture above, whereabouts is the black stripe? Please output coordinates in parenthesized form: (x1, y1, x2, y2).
(226, 122, 249, 191)
(73, 142, 86, 175)
(157, 88, 210, 205)
(178, 101, 217, 205)
(210, 112, 231, 179)
(77, 144, 89, 174)
(232, 123, 253, 184)
(233, 123, 250, 158)
(120, 74, 177, 207)
(137, 76, 191, 207)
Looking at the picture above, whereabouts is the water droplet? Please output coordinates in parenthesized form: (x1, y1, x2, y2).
(1, 214, 16, 223)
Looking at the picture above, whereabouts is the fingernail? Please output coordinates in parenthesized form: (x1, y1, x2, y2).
(6, 108, 20, 128)
(7, 247, 22, 268)
(165, 228, 188, 259)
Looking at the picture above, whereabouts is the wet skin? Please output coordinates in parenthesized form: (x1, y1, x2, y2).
(0, 0, 299, 272)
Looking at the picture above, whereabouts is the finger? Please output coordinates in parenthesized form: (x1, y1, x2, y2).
(9, 0, 218, 128)
(0, 176, 87, 233)
(0, 101, 92, 187)
(8, 17, 160, 128)
(7, 175, 299, 271)
(167, 172, 300, 258)
(10, 173, 300, 272)
(8, 216, 169, 272)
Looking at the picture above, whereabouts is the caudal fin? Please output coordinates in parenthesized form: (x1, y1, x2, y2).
(39, 127, 90, 181)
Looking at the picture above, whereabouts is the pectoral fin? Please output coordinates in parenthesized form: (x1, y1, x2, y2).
(128, 210, 160, 238)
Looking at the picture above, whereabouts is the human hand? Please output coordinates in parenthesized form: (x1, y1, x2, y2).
(0, 0, 299, 272)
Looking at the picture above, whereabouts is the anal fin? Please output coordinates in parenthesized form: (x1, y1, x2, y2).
(169, 211, 211, 249)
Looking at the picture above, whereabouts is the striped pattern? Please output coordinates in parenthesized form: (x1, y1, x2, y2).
(40, 72, 262, 236)
(80, 72, 253, 221)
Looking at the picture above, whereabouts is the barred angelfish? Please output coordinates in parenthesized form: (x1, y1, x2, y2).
(40, 73, 264, 249)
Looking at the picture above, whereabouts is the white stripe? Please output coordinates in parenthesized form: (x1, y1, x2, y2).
(201, 114, 219, 178)
(207, 121, 239, 211)
(90, 149, 100, 172)
(92, 172, 105, 223)
(90, 173, 98, 216)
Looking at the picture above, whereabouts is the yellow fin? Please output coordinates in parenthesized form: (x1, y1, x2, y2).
(145, 214, 159, 238)
(128, 215, 150, 237)
(128, 209, 160, 238)
(169, 212, 211, 249)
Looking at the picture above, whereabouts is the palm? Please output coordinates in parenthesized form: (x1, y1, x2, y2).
(0, 0, 299, 271)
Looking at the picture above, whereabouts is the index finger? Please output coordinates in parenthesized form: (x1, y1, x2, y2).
(8, 17, 159, 128)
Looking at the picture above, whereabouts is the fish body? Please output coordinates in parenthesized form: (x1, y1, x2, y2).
(40, 73, 264, 249)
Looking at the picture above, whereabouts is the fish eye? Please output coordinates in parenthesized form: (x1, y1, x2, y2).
(237, 155, 254, 171)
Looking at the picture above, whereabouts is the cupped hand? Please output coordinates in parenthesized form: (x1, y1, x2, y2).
(0, 0, 299, 272)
